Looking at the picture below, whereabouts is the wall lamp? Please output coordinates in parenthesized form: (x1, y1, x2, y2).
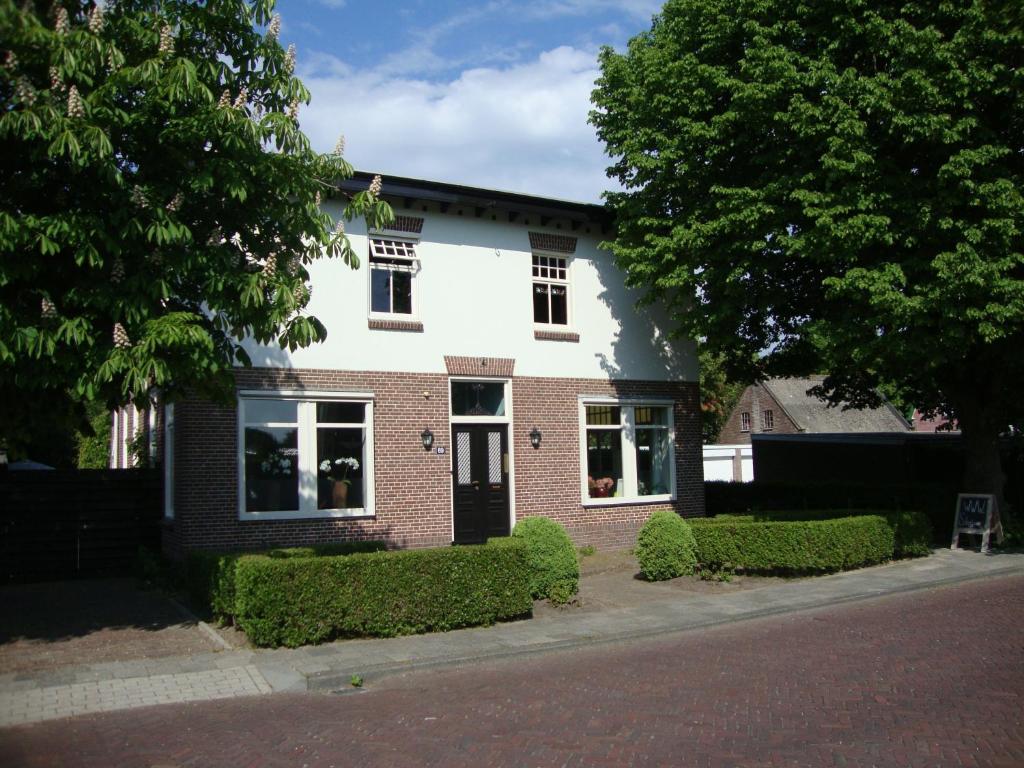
(421, 427, 434, 451)
(529, 427, 542, 449)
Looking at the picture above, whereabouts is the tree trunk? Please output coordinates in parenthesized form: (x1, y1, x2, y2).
(958, 404, 1006, 544)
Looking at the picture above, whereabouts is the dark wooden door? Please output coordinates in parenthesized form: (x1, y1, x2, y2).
(451, 424, 510, 544)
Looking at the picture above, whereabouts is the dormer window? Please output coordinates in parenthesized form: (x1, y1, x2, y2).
(369, 237, 417, 316)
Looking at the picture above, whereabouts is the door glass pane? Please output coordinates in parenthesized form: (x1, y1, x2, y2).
(316, 427, 364, 509)
(316, 402, 365, 424)
(586, 428, 622, 498)
(487, 431, 502, 484)
(550, 285, 568, 325)
(636, 427, 671, 496)
(532, 283, 549, 323)
(451, 381, 506, 416)
(456, 432, 472, 484)
(392, 271, 413, 314)
(245, 399, 297, 424)
(244, 426, 299, 511)
(370, 267, 391, 313)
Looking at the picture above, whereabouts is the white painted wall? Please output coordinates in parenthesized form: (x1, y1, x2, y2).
(702, 444, 754, 483)
(242, 203, 697, 383)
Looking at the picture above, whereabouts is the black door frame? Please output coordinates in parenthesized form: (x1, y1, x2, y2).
(450, 422, 511, 544)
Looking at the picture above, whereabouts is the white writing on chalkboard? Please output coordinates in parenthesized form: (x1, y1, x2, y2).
(952, 494, 994, 553)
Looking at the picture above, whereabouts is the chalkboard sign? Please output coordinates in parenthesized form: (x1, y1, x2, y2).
(951, 494, 995, 553)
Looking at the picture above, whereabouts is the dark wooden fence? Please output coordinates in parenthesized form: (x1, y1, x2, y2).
(0, 469, 162, 582)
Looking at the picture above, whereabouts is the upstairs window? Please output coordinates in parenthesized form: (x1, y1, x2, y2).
(740, 412, 751, 432)
(762, 409, 774, 431)
(369, 238, 417, 316)
(532, 254, 569, 326)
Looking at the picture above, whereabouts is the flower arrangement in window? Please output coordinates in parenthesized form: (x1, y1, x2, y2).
(259, 449, 294, 476)
(588, 476, 615, 498)
(319, 457, 359, 484)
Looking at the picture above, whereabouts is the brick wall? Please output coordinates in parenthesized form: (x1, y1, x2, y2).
(164, 367, 703, 557)
(716, 384, 799, 444)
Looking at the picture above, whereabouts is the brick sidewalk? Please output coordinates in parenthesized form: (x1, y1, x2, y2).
(2, 573, 1022, 767)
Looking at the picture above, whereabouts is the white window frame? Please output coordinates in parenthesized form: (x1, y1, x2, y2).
(531, 250, 573, 329)
(163, 403, 174, 520)
(237, 390, 376, 521)
(578, 396, 676, 506)
(740, 411, 751, 433)
(448, 377, 513, 425)
(368, 235, 420, 320)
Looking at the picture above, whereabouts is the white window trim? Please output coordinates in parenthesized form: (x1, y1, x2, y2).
(237, 391, 376, 521)
(163, 403, 174, 520)
(578, 396, 676, 507)
(367, 235, 421, 321)
(531, 249, 574, 330)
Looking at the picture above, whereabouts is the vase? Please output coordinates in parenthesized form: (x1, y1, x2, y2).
(332, 481, 349, 508)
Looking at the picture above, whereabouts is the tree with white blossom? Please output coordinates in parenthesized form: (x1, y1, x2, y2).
(0, 0, 391, 454)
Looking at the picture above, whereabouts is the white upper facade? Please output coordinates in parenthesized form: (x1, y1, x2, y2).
(242, 174, 697, 383)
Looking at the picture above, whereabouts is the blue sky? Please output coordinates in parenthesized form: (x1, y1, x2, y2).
(274, 0, 663, 202)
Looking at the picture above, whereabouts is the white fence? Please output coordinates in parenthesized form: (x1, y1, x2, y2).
(702, 444, 754, 483)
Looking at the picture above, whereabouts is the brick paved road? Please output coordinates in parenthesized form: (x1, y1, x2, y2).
(2, 574, 1023, 768)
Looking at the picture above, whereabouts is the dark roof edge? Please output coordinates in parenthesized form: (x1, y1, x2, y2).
(337, 171, 612, 226)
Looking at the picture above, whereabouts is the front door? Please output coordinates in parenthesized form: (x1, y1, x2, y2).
(451, 424, 510, 543)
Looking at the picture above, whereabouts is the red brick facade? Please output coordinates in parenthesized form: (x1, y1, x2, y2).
(716, 383, 799, 444)
(163, 367, 703, 558)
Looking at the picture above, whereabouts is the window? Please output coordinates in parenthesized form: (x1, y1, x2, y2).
(451, 381, 506, 417)
(740, 412, 751, 432)
(762, 409, 774, 431)
(369, 237, 417, 316)
(581, 400, 674, 502)
(239, 395, 373, 519)
(532, 254, 569, 325)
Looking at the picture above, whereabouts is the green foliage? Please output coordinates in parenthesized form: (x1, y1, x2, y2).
(76, 399, 111, 468)
(349, 674, 363, 688)
(635, 510, 698, 581)
(511, 516, 579, 603)
(592, 0, 1024, 498)
(691, 515, 897, 574)
(699, 348, 748, 443)
(186, 541, 387, 622)
(578, 544, 596, 557)
(232, 539, 532, 648)
(0, 0, 393, 453)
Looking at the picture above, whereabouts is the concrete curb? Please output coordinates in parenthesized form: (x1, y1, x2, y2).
(305, 559, 1024, 692)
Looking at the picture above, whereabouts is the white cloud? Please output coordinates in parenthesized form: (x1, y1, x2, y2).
(298, 46, 617, 203)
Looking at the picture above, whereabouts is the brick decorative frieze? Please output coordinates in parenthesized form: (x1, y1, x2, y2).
(534, 329, 580, 343)
(443, 356, 515, 377)
(529, 232, 577, 254)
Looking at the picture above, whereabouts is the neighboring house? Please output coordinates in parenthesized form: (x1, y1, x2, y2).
(146, 173, 703, 557)
(911, 409, 959, 433)
(110, 403, 157, 469)
(716, 376, 911, 445)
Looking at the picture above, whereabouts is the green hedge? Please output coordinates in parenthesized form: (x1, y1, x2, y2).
(635, 511, 698, 581)
(691, 514, 896, 574)
(233, 538, 532, 647)
(704, 481, 953, 542)
(512, 517, 579, 603)
(186, 541, 388, 622)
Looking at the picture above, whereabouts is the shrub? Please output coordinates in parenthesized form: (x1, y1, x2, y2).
(233, 538, 532, 648)
(691, 514, 895, 574)
(635, 511, 698, 581)
(186, 541, 387, 621)
(511, 517, 579, 603)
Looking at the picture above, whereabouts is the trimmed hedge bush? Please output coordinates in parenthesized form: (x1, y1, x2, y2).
(691, 514, 895, 574)
(635, 511, 698, 581)
(186, 541, 387, 622)
(233, 538, 532, 647)
(512, 517, 579, 603)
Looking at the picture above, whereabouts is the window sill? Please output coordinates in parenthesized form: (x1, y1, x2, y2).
(368, 318, 423, 332)
(582, 494, 674, 508)
(239, 509, 374, 522)
(534, 328, 579, 343)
